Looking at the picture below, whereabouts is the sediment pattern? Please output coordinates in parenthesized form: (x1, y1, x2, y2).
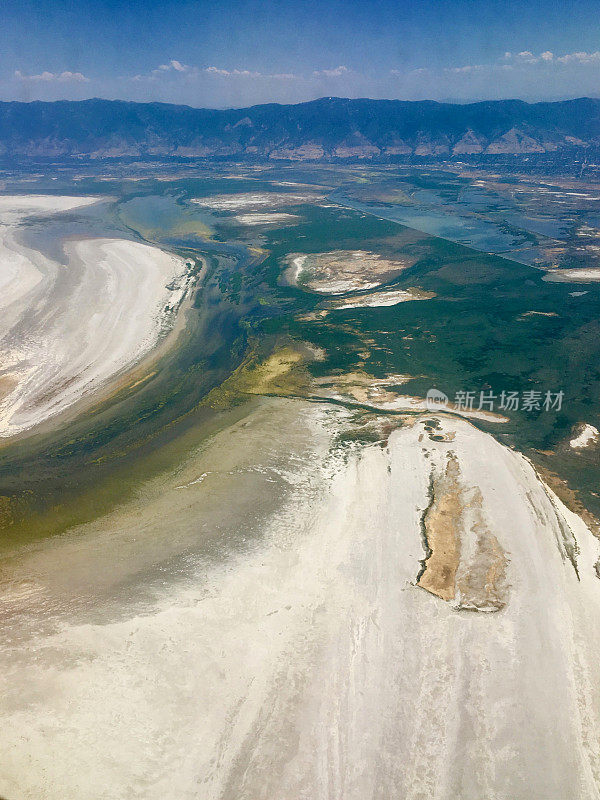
(0, 196, 190, 437)
(0, 402, 599, 800)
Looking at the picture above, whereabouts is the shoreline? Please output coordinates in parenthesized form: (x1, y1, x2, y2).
(1, 253, 206, 448)
(0, 195, 198, 441)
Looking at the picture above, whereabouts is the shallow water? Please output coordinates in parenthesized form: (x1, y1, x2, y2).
(331, 190, 554, 267)
(1, 165, 600, 798)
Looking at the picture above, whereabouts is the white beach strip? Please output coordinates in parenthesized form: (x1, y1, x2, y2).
(1, 403, 600, 798)
(310, 388, 509, 422)
(289, 253, 308, 284)
(0, 194, 101, 219)
(332, 288, 431, 309)
(233, 212, 299, 225)
(191, 192, 323, 211)
(544, 268, 600, 282)
(0, 197, 189, 436)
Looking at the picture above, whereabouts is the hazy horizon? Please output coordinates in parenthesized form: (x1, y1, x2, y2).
(2, 0, 600, 107)
(2, 93, 600, 111)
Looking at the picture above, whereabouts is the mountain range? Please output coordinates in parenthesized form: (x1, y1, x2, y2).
(1, 96, 599, 160)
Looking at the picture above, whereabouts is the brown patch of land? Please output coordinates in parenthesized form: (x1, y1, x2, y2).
(201, 345, 310, 408)
(532, 461, 600, 536)
(313, 371, 411, 405)
(418, 451, 509, 611)
(419, 455, 462, 601)
(283, 249, 415, 294)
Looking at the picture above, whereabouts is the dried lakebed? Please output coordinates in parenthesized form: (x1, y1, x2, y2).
(0, 195, 191, 437)
(0, 399, 599, 799)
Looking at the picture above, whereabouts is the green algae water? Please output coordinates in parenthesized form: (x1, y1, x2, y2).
(1, 163, 599, 542)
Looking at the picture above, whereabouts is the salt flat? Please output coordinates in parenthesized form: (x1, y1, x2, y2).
(283, 250, 414, 294)
(571, 423, 600, 449)
(544, 267, 600, 282)
(191, 191, 324, 211)
(234, 212, 300, 225)
(0, 195, 189, 437)
(1, 398, 599, 799)
(330, 287, 434, 309)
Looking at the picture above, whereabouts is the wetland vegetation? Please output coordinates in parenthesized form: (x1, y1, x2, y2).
(1, 162, 600, 539)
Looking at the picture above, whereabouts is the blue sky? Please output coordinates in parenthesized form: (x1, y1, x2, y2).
(1, 0, 600, 106)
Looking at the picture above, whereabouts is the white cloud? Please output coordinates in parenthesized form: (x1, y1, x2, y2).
(151, 60, 192, 78)
(204, 66, 230, 77)
(129, 60, 350, 88)
(206, 67, 261, 78)
(169, 60, 187, 72)
(556, 50, 600, 64)
(517, 50, 537, 63)
(16, 47, 600, 108)
(502, 49, 600, 66)
(446, 64, 484, 73)
(313, 65, 349, 78)
(381, 49, 600, 92)
(155, 59, 189, 73)
(201, 66, 298, 80)
(138, 64, 299, 81)
(14, 69, 89, 83)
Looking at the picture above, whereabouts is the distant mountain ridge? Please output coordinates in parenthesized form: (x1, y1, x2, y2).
(1, 96, 599, 160)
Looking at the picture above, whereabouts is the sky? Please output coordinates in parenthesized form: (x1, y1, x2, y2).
(1, 0, 600, 107)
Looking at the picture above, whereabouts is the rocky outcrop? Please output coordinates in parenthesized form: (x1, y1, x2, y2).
(382, 142, 413, 155)
(452, 129, 486, 154)
(486, 127, 546, 154)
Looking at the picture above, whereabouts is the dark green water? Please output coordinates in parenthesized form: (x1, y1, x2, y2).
(1, 165, 599, 538)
